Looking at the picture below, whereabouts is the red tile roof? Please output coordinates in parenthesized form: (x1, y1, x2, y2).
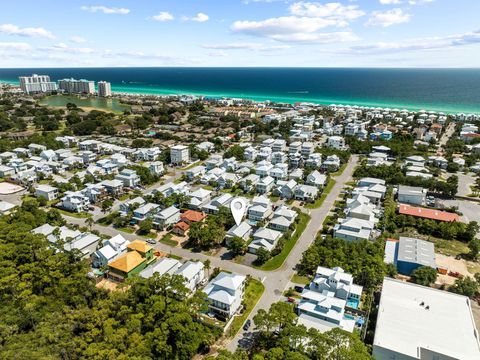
(174, 221, 190, 231)
(398, 204, 460, 222)
(181, 210, 206, 223)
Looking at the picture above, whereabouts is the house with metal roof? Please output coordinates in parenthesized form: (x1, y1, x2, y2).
(203, 272, 246, 319)
(384, 237, 436, 276)
(297, 266, 363, 333)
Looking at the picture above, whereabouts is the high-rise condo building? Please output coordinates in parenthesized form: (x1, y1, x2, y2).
(58, 78, 95, 94)
(19, 74, 58, 94)
(98, 81, 112, 97)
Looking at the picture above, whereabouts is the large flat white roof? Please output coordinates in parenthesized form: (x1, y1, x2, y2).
(374, 278, 480, 359)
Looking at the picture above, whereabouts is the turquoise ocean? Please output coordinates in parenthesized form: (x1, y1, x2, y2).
(1, 68, 480, 114)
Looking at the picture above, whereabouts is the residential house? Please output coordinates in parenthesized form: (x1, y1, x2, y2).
(35, 184, 58, 201)
(204, 272, 246, 319)
(153, 206, 180, 229)
(115, 169, 141, 188)
(307, 170, 327, 188)
(297, 266, 363, 333)
(225, 221, 253, 245)
(247, 196, 272, 222)
(294, 184, 319, 202)
(397, 185, 426, 206)
(334, 217, 375, 241)
(249, 227, 283, 253)
(256, 175, 275, 194)
(61, 191, 90, 212)
(188, 188, 212, 209)
(132, 203, 160, 222)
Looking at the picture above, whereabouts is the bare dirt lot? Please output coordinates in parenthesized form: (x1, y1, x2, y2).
(435, 253, 479, 285)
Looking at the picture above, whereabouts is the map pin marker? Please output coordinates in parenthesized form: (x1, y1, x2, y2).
(230, 197, 247, 226)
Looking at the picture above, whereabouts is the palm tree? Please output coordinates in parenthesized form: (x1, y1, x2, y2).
(203, 259, 211, 279)
(86, 216, 94, 230)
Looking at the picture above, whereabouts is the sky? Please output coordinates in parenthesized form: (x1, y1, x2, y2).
(0, 0, 479, 68)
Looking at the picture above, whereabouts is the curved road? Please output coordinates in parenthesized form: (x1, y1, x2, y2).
(63, 155, 359, 352)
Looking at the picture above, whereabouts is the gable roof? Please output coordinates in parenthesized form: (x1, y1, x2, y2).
(398, 204, 460, 222)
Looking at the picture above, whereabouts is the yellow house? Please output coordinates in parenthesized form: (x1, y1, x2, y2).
(108, 240, 154, 281)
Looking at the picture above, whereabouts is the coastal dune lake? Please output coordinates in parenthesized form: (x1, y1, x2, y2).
(2, 67, 480, 113)
(39, 95, 130, 113)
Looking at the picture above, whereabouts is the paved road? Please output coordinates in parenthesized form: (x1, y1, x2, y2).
(62, 156, 359, 353)
(226, 155, 359, 351)
(438, 122, 456, 150)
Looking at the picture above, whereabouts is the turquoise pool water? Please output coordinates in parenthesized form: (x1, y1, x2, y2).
(346, 298, 359, 309)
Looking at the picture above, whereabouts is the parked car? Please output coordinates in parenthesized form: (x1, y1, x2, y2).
(243, 319, 251, 331)
(146, 239, 156, 245)
(294, 286, 304, 293)
(287, 297, 296, 303)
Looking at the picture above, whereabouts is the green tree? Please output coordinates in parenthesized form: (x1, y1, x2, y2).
(101, 198, 113, 213)
(449, 277, 479, 298)
(255, 247, 271, 265)
(138, 219, 153, 235)
(410, 266, 438, 286)
(228, 236, 247, 256)
(469, 238, 480, 260)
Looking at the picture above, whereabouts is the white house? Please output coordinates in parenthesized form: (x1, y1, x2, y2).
(326, 136, 347, 151)
(61, 191, 90, 213)
(35, 184, 58, 201)
(132, 203, 160, 222)
(294, 184, 319, 202)
(307, 170, 327, 188)
(256, 175, 275, 194)
(397, 185, 426, 206)
(225, 221, 252, 245)
(153, 206, 180, 229)
(333, 217, 374, 241)
(175, 261, 205, 292)
(115, 169, 141, 188)
(298, 266, 363, 333)
(204, 272, 246, 319)
(247, 196, 272, 221)
(170, 145, 190, 165)
(249, 227, 283, 253)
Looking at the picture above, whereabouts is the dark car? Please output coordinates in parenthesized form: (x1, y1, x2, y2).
(294, 286, 304, 293)
(287, 297, 296, 303)
(243, 319, 251, 331)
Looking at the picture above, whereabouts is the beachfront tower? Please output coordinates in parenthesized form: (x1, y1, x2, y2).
(19, 74, 58, 94)
(98, 81, 112, 97)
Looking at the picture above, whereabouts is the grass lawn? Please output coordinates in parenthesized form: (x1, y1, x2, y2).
(118, 194, 130, 201)
(254, 212, 311, 271)
(167, 254, 182, 260)
(141, 231, 157, 239)
(330, 163, 347, 177)
(159, 233, 177, 247)
(304, 178, 336, 209)
(227, 278, 265, 337)
(202, 185, 214, 191)
(179, 161, 202, 171)
(57, 209, 92, 219)
(291, 274, 310, 285)
(118, 226, 135, 234)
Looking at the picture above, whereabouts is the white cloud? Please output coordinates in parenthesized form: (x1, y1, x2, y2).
(39, 43, 95, 54)
(0, 24, 55, 39)
(366, 8, 411, 27)
(202, 42, 291, 51)
(289, 2, 365, 22)
(0, 42, 31, 51)
(70, 36, 87, 43)
(408, 0, 435, 4)
(81, 6, 130, 15)
(151, 12, 174, 22)
(379, 0, 402, 4)
(341, 29, 480, 54)
(183, 13, 210, 22)
(231, 2, 363, 43)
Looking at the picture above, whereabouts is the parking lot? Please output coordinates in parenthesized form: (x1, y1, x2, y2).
(442, 199, 480, 223)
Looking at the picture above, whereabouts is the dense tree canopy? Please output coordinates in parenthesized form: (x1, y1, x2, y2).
(298, 236, 395, 290)
(0, 206, 220, 359)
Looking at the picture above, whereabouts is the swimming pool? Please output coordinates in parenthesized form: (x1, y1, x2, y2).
(346, 298, 359, 309)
